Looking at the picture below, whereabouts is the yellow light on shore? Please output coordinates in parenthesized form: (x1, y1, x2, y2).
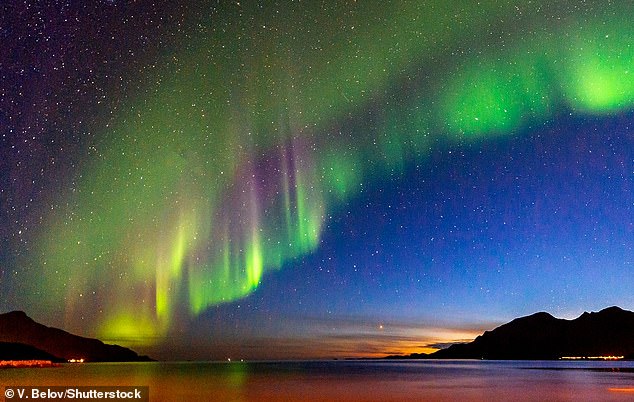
(560, 356, 624, 361)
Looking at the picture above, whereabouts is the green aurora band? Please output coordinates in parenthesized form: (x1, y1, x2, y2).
(22, 1, 634, 345)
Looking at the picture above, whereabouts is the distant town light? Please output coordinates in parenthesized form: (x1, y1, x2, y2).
(560, 356, 623, 361)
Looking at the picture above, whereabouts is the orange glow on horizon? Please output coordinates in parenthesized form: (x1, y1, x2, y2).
(609, 388, 634, 393)
(348, 346, 441, 359)
(324, 327, 483, 359)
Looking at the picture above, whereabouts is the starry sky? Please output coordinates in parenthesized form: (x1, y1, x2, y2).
(1, 0, 633, 360)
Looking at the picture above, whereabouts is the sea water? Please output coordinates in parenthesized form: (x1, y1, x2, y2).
(2, 360, 634, 401)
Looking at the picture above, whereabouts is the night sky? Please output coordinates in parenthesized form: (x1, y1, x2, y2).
(1, 0, 633, 360)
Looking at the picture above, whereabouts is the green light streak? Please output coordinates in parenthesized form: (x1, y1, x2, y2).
(320, 150, 363, 201)
(99, 310, 161, 348)
(559, 14, 634, 113)
(441, 57, 550, 137)
(246, 231, 263, 289)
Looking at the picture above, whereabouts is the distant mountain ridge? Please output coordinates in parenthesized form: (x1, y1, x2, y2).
(0, 311, 152, 362)
(390, 306, 634, 360)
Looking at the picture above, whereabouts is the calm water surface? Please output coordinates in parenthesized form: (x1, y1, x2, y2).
(2, 360, 634, 401)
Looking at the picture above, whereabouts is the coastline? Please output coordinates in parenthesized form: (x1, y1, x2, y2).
(0, 360, 60, 369)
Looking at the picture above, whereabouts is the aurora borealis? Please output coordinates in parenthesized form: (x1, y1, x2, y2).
(2, 0, 633, 359)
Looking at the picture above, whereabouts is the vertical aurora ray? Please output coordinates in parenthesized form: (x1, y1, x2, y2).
(187, 136, 325, 315)
(19, 0, 634, 346)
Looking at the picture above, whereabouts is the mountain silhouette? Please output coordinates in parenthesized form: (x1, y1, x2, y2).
(391, 306, 634, 360)
(0, 311, 152, 362)
(0, 342, 65, 362)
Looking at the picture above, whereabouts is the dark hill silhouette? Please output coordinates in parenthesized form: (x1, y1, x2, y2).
(0, 311, 152, 362)
(390, 306, 634, 360)
(0, 342, 65, 362)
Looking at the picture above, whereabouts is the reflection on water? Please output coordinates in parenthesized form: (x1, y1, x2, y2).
(2, 360, 634, 401)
